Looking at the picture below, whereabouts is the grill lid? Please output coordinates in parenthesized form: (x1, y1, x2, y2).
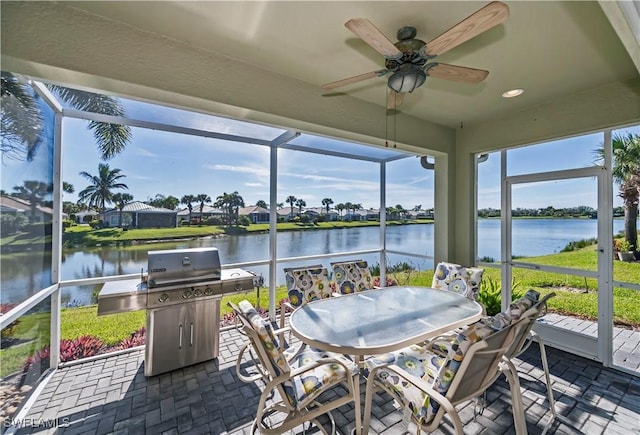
(147, 247, 221, 287)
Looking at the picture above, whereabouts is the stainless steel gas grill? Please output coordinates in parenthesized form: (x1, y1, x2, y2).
(97, 247, 255, 376)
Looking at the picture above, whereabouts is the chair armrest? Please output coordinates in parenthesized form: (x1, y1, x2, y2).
(289, 356, 357, 378)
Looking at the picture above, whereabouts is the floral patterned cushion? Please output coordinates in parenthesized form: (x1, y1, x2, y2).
(238, 300, 358, 409)
(366, 319, 499, 425)
(332, 260, 373, 294)
(284, 266, 333, 307)
(432, 262, 484, 301)
(430, 290, 541, 356)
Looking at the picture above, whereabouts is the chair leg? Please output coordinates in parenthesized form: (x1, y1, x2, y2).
(352, 373, 362, 435)
(362, 374, 376, 435)
(500, 359, 528, 435)
(535, 333, 556, 417)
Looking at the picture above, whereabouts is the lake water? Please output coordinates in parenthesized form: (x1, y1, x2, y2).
(0, 219, 627, 306)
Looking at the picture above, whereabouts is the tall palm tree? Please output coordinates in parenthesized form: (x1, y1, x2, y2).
(286, 195, 297, 220)
(228, 191, 245, 226)
(336, 203, 345, 219)
(180, 195, 196, 223)
(12, 180, 53, 222)
(595, 132, 640, 253)
(195, 193, 212, 224)
(77, 163, 128, 212)
(214, 191, 245, 225)
(1, 72, 131, 161)
(111, 193, 134, 227)
(321, 198, 333, 215)
(256, 200, 268, 209)
(295, 198, 306, 216)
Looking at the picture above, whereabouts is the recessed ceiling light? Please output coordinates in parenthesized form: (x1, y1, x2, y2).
(502, 88, 524, 98)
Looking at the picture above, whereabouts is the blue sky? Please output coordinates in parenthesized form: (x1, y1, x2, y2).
(2, 94, 637, 211)
(57, 117, 434, 211)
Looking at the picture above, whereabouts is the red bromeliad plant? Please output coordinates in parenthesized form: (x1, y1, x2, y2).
(114, 327, 146, 350)
(372, 276, 398, 287)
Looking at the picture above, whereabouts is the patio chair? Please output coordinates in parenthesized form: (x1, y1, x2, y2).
(432, 261, 484, 302)
(330, 259, 374, 294)
(431, 290, 558, 419)
(229, 300, 361, 435)
(281, 265, 334, 329)
(362, 302, 539, 435)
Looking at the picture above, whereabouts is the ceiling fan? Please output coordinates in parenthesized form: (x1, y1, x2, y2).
(322, 1, 509, 109)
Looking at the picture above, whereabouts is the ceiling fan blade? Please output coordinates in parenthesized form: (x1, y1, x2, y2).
(345, 18, 402, 58)
(387, 91, 406, 109)
(322, 70, 387, 90)
(427, 63, 489, 83)
(425, 1, 509, 56)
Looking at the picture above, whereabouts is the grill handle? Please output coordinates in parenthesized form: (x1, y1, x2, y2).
(190, 323, 194, 346)
(179, 324, 183, 349)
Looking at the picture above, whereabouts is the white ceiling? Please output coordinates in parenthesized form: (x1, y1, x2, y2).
(61, 1, 638, 128)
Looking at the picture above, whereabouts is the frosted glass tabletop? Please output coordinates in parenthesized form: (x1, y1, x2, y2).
(289, 286, 483, 355)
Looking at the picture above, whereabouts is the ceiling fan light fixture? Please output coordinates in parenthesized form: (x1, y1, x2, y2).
(388, 64, 426, 93)
(501, 88, 524, 98)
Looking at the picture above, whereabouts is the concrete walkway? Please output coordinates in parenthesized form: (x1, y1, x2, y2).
(541, 313, 640, 373)
(11, 324, 640, 435)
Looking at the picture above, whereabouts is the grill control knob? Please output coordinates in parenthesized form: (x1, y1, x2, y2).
(194, 288, 203, 297)
(183, 289, 194, 299)
(158, 293, 169, 303)
(204, 287, 213, 296)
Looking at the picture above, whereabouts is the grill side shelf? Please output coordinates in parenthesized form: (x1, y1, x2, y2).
(97, 278, 148, 316)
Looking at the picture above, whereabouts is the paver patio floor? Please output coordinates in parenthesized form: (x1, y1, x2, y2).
(10, 324, 640, 435)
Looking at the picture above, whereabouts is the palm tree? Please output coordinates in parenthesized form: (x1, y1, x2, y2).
(595, 132, 640, 253)
(286, 195, 297, 219)
(336, 203, 345, 219)
(344, 202, 353, 220)
(62, 182, 75, 194)
(256, 200, 268, 209)
(228, 192, 245, 225)
(321, 198, 333, 215)
(214, 191, 245, 225)
(295, 198, 306, 216)
(1, 72, 131, 161)
(148, 194, 179, 210)
(77, 163, 128, 212)
(111, 192, 134, 227)
(195, 193, 212, 225)
(12, 180, 53, 222)
(180, 195, 196, 223)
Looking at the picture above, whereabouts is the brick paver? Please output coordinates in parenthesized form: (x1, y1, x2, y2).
(10, 325, 640, 434)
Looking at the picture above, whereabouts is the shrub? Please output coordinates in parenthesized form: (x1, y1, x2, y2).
(372, 276, 398, 287)
(561, 237, 597, 252)
(0, 303, 20, 339)
(114, 327, 146, 350)
(60, 335, 106, 361)
(477, 277, 524, 316)
(614, 238, 632, 252)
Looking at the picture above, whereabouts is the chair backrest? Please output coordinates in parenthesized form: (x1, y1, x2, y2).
(229, 300, 298, 408)
(284, 265, 333, 308)
(447, 291, 554, 403)
(432, 262, 484, 301)
(330, 259, 373, 294)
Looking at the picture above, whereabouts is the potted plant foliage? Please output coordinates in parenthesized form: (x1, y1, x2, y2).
(614, 239, 635, 262)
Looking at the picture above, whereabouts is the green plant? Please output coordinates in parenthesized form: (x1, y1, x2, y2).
(477, 277, 524, 316)
(614, 239, 632, 252)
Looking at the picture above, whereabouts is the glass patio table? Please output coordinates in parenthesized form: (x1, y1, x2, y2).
(289, 286, 484, 356)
